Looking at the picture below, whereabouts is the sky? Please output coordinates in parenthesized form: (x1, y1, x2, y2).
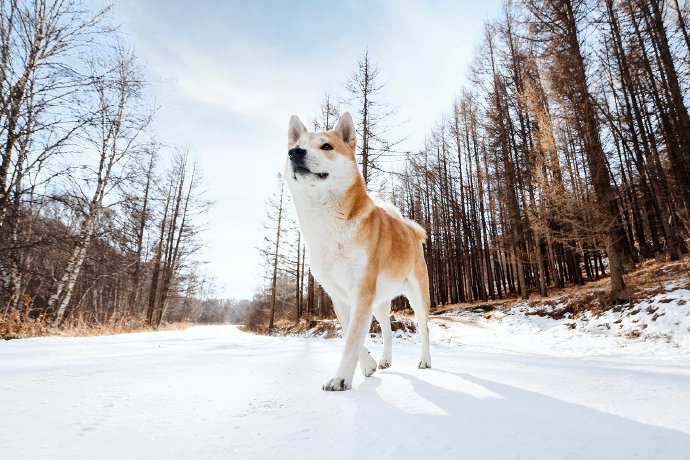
(113, 0, 503, 300)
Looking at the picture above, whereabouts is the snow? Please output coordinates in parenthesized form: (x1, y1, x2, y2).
(436, 287, 690, 359)
(2, 310, 690, 459)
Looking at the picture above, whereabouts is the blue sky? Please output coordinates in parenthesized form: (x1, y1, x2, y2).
(114, 0, 503, 299)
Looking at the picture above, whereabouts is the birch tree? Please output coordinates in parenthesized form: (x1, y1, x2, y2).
(50, 49, 149, 326)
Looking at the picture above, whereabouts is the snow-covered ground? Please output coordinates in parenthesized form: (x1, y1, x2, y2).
(2, 316, 690, 459)
(436, 287, 690, 359)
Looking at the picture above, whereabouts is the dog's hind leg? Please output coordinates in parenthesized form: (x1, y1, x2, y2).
(373, 301, 392, 369)
(332, 298, 376, 379)
(403, 257, 431, 369)
(331, 297, 350, 334)
(358, 343, 377, 378)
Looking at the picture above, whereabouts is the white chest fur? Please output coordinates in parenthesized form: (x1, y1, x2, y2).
(291, 196, 366, 303)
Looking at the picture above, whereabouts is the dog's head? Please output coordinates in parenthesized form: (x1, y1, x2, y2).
(284, 113, 358, 193)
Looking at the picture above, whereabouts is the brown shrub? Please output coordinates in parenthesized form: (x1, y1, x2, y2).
(0, 311, 52, 339)
(0, 311, 192, 340)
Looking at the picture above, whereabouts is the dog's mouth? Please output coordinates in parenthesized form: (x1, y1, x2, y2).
(293, 164, 329, 180)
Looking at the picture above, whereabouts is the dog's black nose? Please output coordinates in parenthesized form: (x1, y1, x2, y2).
(288, 147, 307, 161)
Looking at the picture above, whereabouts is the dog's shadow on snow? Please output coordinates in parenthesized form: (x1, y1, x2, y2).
(346, 368, 690, 459)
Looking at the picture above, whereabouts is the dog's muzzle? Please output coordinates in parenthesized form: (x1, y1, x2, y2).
(288, 147, 328, 180)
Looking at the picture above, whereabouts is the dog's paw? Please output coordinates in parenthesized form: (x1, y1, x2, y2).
(378, 359, 391, 369)
(360, 352, 377, 377)
(418, 360, 431, 369)
(322, 377, 349, 391)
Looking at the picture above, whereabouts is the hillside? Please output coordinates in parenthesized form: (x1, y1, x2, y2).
(431, 257, 690, 354)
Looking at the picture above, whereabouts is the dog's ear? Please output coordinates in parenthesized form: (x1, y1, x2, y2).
(288, 115, 307, 145)
(334, 112, 356, 150)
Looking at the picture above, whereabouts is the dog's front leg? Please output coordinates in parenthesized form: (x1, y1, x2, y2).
(331, 297, 377, 380)
(323, 288, 375, 391)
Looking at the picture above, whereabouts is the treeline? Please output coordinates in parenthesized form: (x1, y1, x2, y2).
(0, 0, 218, 331)
(249, 0, 690, 330)
(393, 0, 690, 306)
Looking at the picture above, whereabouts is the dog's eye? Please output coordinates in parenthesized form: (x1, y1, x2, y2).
(321, 143, 333, 151)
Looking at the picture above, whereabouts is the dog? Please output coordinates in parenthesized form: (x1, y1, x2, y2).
(284, 112, 431, 391)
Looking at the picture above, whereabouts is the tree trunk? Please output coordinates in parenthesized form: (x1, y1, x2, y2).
(268, 180, 285, 331)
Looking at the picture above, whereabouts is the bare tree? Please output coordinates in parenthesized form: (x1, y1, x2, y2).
(345, 49, 403, 186)
(50, 48, 150, 326)
(312, 91, 340, 131)
(265, 174, 287, 331)
(146, 151, 206, 328)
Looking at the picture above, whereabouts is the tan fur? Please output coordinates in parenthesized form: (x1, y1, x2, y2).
(341, 157, 427, 298)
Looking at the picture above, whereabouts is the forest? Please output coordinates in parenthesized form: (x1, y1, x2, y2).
(247, 0, 690, 331)
(0, 1, 240, 337)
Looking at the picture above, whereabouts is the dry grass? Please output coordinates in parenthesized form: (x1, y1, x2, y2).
(0, 311, 195, 340)
(526, 289, 611, 320)
(0, 311, 52, 339)
(245, 315, 418, 339)
(240, 318, 341, 337)
(433, 298, 510, 316)
(240, 318, 312, 336)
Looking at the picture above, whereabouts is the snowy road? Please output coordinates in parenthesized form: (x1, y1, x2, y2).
(2, 323, 690, 459)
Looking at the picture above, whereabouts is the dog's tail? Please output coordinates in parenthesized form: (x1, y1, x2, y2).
(404, 219, 427, 243)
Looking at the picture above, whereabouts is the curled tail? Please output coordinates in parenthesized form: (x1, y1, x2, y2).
(405, 219, 427, 243)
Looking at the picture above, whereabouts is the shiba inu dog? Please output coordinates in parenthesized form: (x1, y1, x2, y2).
(284, 112, 431, 391)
